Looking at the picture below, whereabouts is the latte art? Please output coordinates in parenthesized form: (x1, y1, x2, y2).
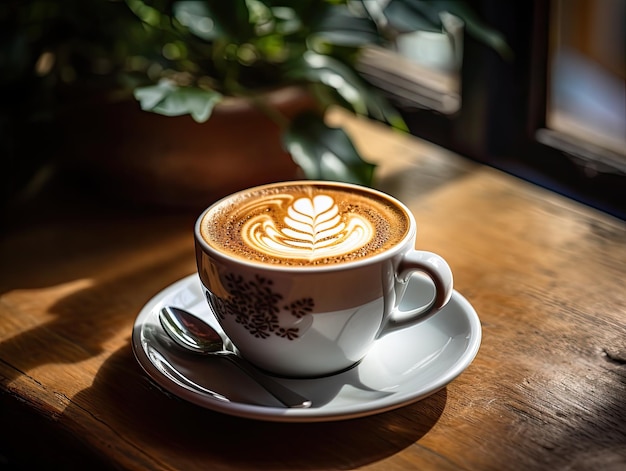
(201, 182, 410, 266)
(243, 194, 374, 261)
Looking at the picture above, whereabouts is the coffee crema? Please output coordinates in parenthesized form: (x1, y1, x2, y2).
(200, 183, 410, 266)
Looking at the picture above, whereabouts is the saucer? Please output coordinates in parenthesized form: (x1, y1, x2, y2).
(132, 274, 481, 422)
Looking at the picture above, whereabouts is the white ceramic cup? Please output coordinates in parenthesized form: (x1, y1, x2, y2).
(195, 181, 453, 377)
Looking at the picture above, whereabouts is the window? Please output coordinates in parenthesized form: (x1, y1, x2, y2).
(394, 0, 625, 219)
(540, 0, 625, 173)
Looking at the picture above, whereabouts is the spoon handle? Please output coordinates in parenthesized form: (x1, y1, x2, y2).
(216, 352, 312, 408)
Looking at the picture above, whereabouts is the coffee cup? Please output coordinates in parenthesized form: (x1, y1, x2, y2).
(194, 181, 453, 377)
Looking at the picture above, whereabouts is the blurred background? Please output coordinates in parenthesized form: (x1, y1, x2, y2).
(1, 0, 624, 218)
(400, 0, 625, 219)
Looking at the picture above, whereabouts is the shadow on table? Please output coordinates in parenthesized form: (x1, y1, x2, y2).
(1, 175, 451, 470)
(0, 245, 194, 384)
(66, 344, 449, 470)
(0, 175, 199, 384)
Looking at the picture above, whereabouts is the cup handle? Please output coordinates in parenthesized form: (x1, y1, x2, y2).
(378, 250, 454, 337)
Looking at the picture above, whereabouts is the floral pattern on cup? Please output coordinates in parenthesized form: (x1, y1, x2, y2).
(205, 273, 315, 340)
(242, 194, 374, 261)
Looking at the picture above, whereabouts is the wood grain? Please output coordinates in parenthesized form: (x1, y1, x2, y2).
(1, 113, 625, 470)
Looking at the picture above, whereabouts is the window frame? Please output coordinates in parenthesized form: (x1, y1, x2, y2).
(399, 0, 626, 219)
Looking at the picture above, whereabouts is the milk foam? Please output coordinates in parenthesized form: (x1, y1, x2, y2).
(242, 194, 374, 261)
(201, 183, 410, 266)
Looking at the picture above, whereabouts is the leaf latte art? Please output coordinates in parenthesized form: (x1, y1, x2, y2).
(242, 195, 374, 260)
(201, 183, 411, 266)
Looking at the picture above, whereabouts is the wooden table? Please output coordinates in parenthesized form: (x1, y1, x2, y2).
(1, 113, 625, 470)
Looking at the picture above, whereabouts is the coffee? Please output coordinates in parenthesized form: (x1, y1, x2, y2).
(200, 182, 410, 266)
(194, 181, 453, 377)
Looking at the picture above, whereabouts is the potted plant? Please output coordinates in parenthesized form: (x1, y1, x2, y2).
(126, 0, 509, 197)
(2, 0, 509, 209)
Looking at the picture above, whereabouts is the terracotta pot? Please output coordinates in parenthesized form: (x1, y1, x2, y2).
(59, 86, 316, 209)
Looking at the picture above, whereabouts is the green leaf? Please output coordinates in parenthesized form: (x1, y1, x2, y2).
(309, 4, 383, 48)
(286, 51, 407, 131)
(197, 0, 253, 42)
(384, 0, 512, 59)
(258, 0, 321, 23)
(134, 81, 222, 122)
(382, 0, 443, 33)
(288, 51, 367, 114)
(283, 111, 376, 186)
(126, 0, 164, 28)
(173, 1, 220, 41)
(270, 6, 302, 35)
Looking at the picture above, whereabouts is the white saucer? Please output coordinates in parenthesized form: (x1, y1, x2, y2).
(132, 274, 481, 422)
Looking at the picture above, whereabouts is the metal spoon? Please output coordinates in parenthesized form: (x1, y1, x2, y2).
(159, 306, 312, 408)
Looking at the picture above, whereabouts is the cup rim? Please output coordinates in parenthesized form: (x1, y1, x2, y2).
(194, 180, 417, 272)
